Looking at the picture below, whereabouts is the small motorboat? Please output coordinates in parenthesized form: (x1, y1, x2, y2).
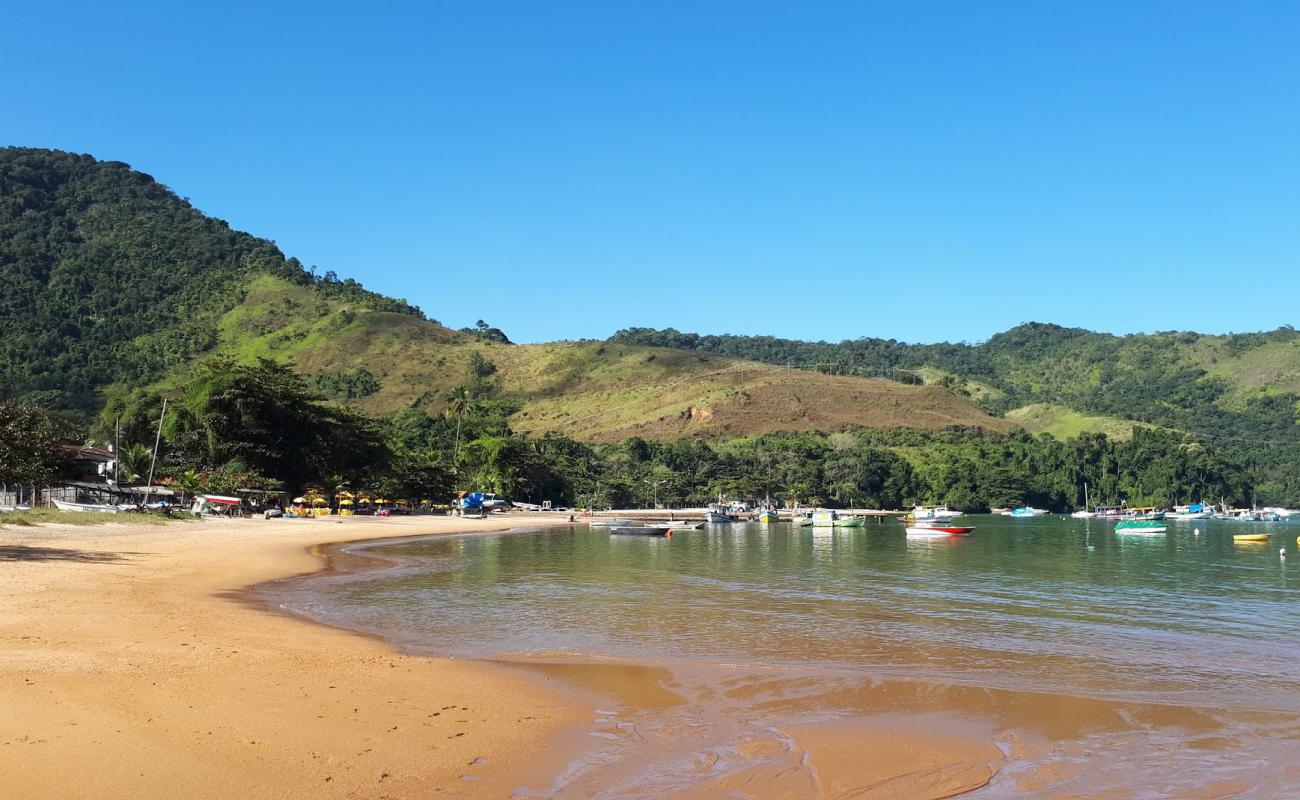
(609, 525, 671, 537)
(589, 519, 635, 527)
(906, 522, 975, 538)
(833, 515, 866, 528)
(707, 511, 732, 524)
(1115, 520, 1167, 534)
(757, 508, 780, 524)
(1003, 506, 1048, 518)
(666, 521, 703, 531)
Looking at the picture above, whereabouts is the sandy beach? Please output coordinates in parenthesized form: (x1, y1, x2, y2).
(0, 513, 590, 799)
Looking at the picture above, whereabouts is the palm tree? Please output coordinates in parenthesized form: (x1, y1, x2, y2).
(175, 469, 201, 508)
(444, 385, 472, 468)
(320, 473, 350, 511)
(118, 442, 153, 483)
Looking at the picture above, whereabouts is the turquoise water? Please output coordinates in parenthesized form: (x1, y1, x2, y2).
(280, 515, 1299, 711)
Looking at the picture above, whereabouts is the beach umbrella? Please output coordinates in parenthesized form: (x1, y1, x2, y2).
(339, 499, 353, 506)
(292, 496, 306, 504)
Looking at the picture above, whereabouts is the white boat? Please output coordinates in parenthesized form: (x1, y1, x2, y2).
(589, 518, 636, 527)
(910, 505, 959, 521)
(53, 499, 121, 514)
(707, 511, 733, 524)
(1263, 507, 1298, 519)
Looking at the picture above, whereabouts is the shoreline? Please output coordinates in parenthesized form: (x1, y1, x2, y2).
(0, 513, 588, 799)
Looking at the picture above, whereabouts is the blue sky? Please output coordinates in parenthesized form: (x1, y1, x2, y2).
(7, 1, 1298, 344)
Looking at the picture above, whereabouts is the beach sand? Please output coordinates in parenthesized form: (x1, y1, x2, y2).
(0, 514, 588, 799)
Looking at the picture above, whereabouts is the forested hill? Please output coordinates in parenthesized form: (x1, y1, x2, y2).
(0, 147, 423, 411)
(611, 325, 1300, 497)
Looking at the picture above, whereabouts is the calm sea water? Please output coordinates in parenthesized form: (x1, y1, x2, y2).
(280, 515, 1299, 710)
(270, 515, 1300, 797)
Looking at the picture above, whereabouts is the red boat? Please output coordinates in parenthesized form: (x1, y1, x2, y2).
(905, 523, 975, 538)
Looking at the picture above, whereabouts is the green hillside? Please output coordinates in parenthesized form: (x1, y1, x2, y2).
(0, 147, 422, 411)
(1004, 403, 1153, 441)
(0, 147, 1007, 442)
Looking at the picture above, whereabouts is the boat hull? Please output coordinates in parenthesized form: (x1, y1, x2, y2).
(906, 525, 974, 538)
(1233, 533, 1271, 542)
(52, 499, 121, 514)
(609, 527, 671, 536)
(1115, 522, 1167, 534)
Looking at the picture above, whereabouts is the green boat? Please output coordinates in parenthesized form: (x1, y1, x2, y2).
(833, 516, 865, 528)
(1115, 519, 1167, 534)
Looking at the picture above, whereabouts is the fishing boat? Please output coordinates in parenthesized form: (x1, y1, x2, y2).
(757, 508, 780, 524)
(52, 499, 122, 514)
(811, 510, 837, 527)
(1115, 519, 1167, 534)
(833, 515, 866, 528)
(1003, 506, 1048, 518)
(1093, 505, 1128, 519)
(1167, 503, 1213, 521)
(707, 511, 733, 524)
(1232, 532, 1271, 542)
(906, 521, 975, 538)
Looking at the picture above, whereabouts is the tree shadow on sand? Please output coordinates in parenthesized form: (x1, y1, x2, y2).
(0, 545, 132, 563)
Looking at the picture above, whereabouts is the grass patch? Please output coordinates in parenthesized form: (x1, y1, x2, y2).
(1005, 403, 1153, 441)
(0, 509, 195, 527)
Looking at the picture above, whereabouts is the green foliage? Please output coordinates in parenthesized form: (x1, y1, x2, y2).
(162, 358, 387, 492)
(312, 368, 381, 400)
(460, 319, 511, 344)
(0, 402, 73, 485)
(0, 147, 423, 412)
